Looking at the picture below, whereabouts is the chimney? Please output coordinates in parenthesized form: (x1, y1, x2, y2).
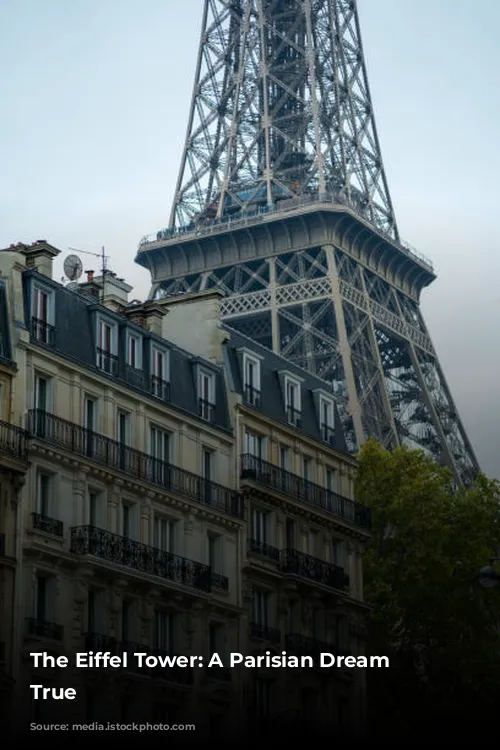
(20, 240, 60, 279)
(122, 300, 168, 335)
(97, 271, 133, 312)
(86, 269, 94, 282)
(158, 290, 226, 361)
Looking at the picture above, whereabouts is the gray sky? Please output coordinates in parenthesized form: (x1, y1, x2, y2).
(1, 0, 498, 479)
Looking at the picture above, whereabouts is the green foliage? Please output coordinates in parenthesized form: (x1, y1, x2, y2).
(356, 439, 500, 735)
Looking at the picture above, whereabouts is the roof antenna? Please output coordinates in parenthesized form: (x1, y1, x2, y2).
(68, 246, 109, 303)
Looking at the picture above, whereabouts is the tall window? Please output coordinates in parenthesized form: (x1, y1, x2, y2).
(320, 397, 334, 442)
(84, 396, 97, 457)
(122, 504, 132, 539)
(127, 334, 141, 369)
(331, 538, 346, 569)
(35, 374, 50, 412)
(251, 508, 267, 543)
(151, 347, 169, 399)
(285, 376, 301, 425)
(121, 600, 131, 641)
(97, 319, 116, 374)
(150, 426, 170, 484)
(198, 369, 215, 420)
(89, 491, 99, 527)
(117, 411, 130, 470)
(208, 534, 223, 574)
(245, 431, 264, 460)
(36, 576, 47, 621)
(303, 456, 312, 482)
(279, 445, 289, 470)
(287, 600, 298, 634)
(32, 287, 53, 344)
(209, 623, 225, 657)
(154, 611, 173, 652)
(154, 517, 175, 553)
(286, 518, 295, 549)
(36, 472, 51, 517)
(202, 448, 213, 503)
(243, 354, 261, 406)
(252, 590, 269, 627)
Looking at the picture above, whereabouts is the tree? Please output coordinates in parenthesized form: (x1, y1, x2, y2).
(355, 439, 500, 739)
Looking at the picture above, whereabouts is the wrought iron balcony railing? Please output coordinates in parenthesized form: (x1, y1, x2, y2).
(85, 632, 117, 652)
(150, 375, 171, 402)
(249, 622, 281, 644)
(198, 398, 215, 422)
(280, 549, 349, 592)
(71, 525, 212, 592)
(240, 454, 371, 531)
(31, 316, 55, 346)
(285, 633, 348, 663)
(211, 572, 229, 591)
(248, 538, 280, 562)
(28, 410, 243, 519)
(243, 385, 261, 407)
(96, 347, 119, 376)
(0, 419, 28, 461)
(26, 617, 64, 641)
(32, 512, 63, 537)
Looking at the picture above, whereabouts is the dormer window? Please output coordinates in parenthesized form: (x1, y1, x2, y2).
(285, 375, 302, 427)
(151, 345, 170, 401)
(198, 367, 215, 422)
(320, 396, 335, 444)
(96, 316, 118, 375)
(242, 351, 262, 407)
(31, 284, 55, 346)
(127, 332, 142, 370)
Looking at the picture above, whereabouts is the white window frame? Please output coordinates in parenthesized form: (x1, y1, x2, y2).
(32, 283, 55, 325)
(154, 516, 175, 553)
(198, 367, 215, 405)
(151, 345, 169, 381)
(96, 315, 118, 372)
(127, 332, 142, 369)
(283, 373, 303, 425)
(245, 430, 265, 460)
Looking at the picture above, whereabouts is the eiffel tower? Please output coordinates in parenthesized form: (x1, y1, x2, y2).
(136, 0, 479, 485)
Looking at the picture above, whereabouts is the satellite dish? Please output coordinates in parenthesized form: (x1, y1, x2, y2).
(64, 254, 83, 281)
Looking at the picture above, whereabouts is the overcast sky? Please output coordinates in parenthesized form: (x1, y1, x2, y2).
(1, 0, 498, 479)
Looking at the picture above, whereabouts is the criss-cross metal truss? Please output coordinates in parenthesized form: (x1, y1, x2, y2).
(169, 0, 398, 239)
(136, 0, 480, 486)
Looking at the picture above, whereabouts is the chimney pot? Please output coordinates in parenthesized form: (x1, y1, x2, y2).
(85, 269, 94, 282)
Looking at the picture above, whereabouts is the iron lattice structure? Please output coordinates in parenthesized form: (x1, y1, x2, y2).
(136, 0, 479, 485)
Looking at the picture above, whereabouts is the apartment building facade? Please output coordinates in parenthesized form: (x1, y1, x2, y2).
(0, 242, 371, 737)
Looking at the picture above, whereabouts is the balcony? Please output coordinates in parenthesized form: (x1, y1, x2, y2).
(0, 419, 28, 461)
(248, 538, 280, 562)
(211, 572, 229, 591)
(281, 549, 349, 592)
(96, 347, 118, 376)
(28, 410, 243, 519)
(249, 622, 281, 644)
(198, 398, 215, 422)
(240, 454, 371, 531)
(71, 525, 212, 592)
(32, 512, 63, 537)
(243, 385, 261, 408)
(26, 617, 63, 641)
(285, 633, 347, 664)
(150, 375, 170, 402)
(31, 316, 55, 347)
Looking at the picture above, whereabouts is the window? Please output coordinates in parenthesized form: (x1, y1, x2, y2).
(87, 590, 104, 634)
(306, 529, 318, 556)
(154, 517, 175, 553)
(117, 411, 130, 470)
(254, 679, 270, 718)
(127, 333, 142, 369)
(198, 368, 215, 421)
(209, 623, 225, 656)
(35, 374, 50, 413)
(151, 346, 169, 399)
(121, 600, 133, 641)
(331, 538, 346, 569)
(202, 448, 215, 503)
(154, 611, 173, 652)
(208, 534, 223, 573)
(334, 616, 349, 651)
(150, 426, 170, 484)
(251, 508, 267, 543)
(36, 472, 51, 517)
(89, 490, 101, 527)
(287, 600, 298, 634)
(245, 430, 264, 460)
(320, 396, 335, 443)
(83, 396, 97, 456)
(32, 285, 54, 345)
(303, 456, 312, 482)
(252, 590, 269, 627)
(243, 352, 261, 406)
(325, 467, 338, 493)
(279, 445, 289, 470)
(97, 317, 117, 374)
(36, 575, 55, 623)
(285, 375, 301, 426)
(285, 518, 295, 549)
(122, 503, 135, 539)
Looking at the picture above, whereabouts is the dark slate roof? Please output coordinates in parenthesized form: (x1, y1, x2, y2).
(0, 280, 14, 366)
(223, 325, 348, 455)
(22, 270, 231, 433)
